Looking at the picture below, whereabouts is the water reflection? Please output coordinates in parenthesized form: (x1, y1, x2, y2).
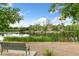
(0, 33, 30, 41)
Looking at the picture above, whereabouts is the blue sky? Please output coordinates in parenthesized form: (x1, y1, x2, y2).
(10, 3, 72, 27)
(13, 3, 59, 19)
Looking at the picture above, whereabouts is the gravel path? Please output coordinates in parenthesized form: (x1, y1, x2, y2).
(26, 42, 79, 56)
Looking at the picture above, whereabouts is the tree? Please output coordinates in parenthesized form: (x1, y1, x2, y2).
(0, 3, 23, 32)
(19, 27, 26, 34)
(49, 3, 79, 23)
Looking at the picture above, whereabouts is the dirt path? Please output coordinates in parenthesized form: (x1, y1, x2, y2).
(26, 42, 79, 56)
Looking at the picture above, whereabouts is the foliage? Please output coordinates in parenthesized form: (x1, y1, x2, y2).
(49, 3, 79, 23)
(0, 3, 23, 31)
(19, 27, 26, 34)
(3, 35, 53, 42)
(3, 24, 79, 42)
(3, 30, 79, 42)
(43, 49, 53, 56)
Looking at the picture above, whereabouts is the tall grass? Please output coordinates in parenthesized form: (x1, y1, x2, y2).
(3, 31, 79, 42)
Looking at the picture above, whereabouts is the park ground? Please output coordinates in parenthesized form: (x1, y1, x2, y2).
(28, 42, 79, 56)
(1, 42, 79, 56)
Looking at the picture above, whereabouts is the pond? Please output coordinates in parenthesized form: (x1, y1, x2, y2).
(0, 33, 30, 41)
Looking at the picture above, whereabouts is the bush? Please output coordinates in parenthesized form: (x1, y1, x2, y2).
(43, 49, 53, 56)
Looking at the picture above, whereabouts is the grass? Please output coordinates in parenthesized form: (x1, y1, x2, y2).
(4, 35, 53, 42)
(3, 31, 79, 42)
(43, 49, 53, 56)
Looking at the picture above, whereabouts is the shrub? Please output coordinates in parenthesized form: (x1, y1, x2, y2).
(43, 49, 53, 56)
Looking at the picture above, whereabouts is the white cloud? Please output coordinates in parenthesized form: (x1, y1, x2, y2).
(64, 17, 72, 26)
(51, 17, 72, 25)
(52, 17, 62, 25)
(10, 17, 49, 27)
(34, 17, 50, 26)
(10, 17, 73, 28)
(10, 20, 30, 27)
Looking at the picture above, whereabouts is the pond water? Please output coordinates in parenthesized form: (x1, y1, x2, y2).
(0, 33, 30, 41)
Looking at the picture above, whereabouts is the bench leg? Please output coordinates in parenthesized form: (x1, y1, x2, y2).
(28, 46, 30, 55)
(1, 48, 3, 55)
(26, 50, 27, 56)
(29, 50, 30, 55)
(7, 49, 8, 52)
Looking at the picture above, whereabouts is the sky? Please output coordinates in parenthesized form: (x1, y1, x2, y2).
(10, 3, 72, 27)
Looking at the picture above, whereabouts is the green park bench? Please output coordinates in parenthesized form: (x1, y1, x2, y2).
(0, 42, 30, 56)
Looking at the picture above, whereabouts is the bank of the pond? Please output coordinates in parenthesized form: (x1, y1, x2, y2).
(0, 33, 30, 41)
(4, 36, 54, 42)
(3, 31, 79, 42)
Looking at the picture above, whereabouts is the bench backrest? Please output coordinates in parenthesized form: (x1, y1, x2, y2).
(0, 42, 26, 51)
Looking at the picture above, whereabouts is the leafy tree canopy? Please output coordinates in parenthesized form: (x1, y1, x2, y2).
(49, 3, 79, 23)
(0, 3, 23, 31)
